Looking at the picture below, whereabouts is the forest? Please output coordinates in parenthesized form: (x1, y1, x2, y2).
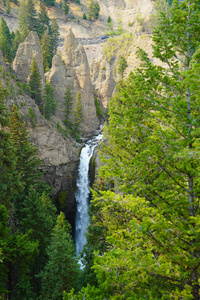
(1, 0, 200, 299)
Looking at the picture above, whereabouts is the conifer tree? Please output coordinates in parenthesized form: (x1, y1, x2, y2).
(39, 212, 80, 300)
(43, 81, 57, 119)
(63, 86, 73, 129)
(29, 57, 43, 109)
(18, 0, 30, 39)
(0, 17, 12, 62)
(41, 31, 51, 71)
(74, 91, 83, 134)
(9, 105, 46, 195)
(37, 1, 50, 39)
(117, 55, 128, 79)
(0, 89, 21, 209)
(0, 204, 38, 299)
(49, 18, 60, 57)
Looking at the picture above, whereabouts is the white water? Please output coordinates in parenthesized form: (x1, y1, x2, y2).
(75, 134, 103, 255)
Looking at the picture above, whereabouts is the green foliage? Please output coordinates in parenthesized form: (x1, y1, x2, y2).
(44, 0, 55, 6)
(83, 12, 87, 20)
(68, 0, 200, 299)
(26, 107, 36, 128)
(117, 55, 128, 79)
(44, 81, 57, 120)
(61, 0, 69, 15)
(149, 0, 171, 29)
(41, 31, 51, 72)
(0, 204, 39, 299)
(94, 97, 103, 119)
(74, 91, 83, 135)
(103, 32, 132, 63)
(37, 1, 50, 39)
(0, 17, 12, 62)
(28, 57, 42, 109)
(136, 13, 145, 26)
(87, 0, 100, 21)
(0, 87, 21, 209)
(39, 212, 80, 299)
(56, 121, 64, 133)
(63, 86, 73, 131)
(6, 0, 11, 14)
(49, 18, 60, 57)
(107, 15, 111, 23)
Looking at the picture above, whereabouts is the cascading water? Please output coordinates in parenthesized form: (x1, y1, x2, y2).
(75, 133, 102, 255)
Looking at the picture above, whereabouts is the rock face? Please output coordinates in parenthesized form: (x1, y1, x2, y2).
(46, 29, 99, 136)
(8, 93, 80, 228)
(12, 31, 45, 88)
(90, 55, 115, 108)
(0, 49, 7, 70)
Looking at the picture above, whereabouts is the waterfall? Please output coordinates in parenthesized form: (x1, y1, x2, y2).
(75, 133, 102, 255)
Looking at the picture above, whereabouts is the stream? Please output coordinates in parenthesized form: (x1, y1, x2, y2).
(75, 133, 103, 255)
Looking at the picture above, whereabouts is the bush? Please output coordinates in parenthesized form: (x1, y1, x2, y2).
(83, 12, 87, 20)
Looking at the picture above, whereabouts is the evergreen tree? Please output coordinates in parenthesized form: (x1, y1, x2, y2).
(49, 18, 60, 57)
(18, 0, 30, 39)
(62, 0, 69, 16)
(63, 86, 73, 129)
(9, 105, 47, 196)
(88, 0, 100, 20)
(26, 0, 38, 32)
(12, 29, 23, 58)
(107, 15, 111, 23)
(150, 0, 171, 29)
(43, 81, 57, 119)
(0, 17, 12, 62)
(83, 12, 87, 20)
(41, 30, 51, 71)
(19, 188, 57, 295)
(39, 212, 80, 300)
(6, 0, 11, 14)
(0, 88, 21, 209)
(37, 1, 50, 39)
(74, 91, 83, 134)
(29, 57, 43, 109)
(66, 0, 200, 299)
(44, 0, 55, 7)
(0, 204, 38, 299)
(117, 55, 128, 79)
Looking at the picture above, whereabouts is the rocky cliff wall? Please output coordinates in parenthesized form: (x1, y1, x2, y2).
(46, 29, 99, 135)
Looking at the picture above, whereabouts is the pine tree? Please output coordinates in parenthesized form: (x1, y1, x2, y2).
(9, 105, 47, 195)
(18, 0, 30, 39)
(43, 81, 57, 119)
(37, 1, 50, 39)
(117, 55, 128, 79)
(29, 57, 43, 109)
(49, 18, 60, 57)
(74, 91, 83, 134)
(39, 212, 80, 300)
(62, 0, 69, 16)
(0, 88, 21, 209)
(0, 204, 38, 299)
(0, 17, 12, 62)
(41, 31, 51, 71)
(63, 86, 73, 129)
